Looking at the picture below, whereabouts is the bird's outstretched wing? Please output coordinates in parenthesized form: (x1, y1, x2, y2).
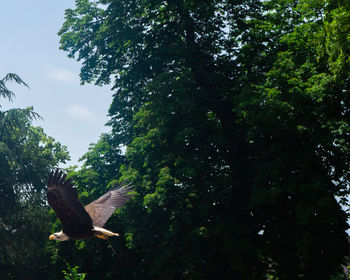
(47, 169, 93, 231)
(84, 183, 134, 227)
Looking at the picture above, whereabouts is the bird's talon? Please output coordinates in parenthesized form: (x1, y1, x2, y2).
(96, 234, 108, 240)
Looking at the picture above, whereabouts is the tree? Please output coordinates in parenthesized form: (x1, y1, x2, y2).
(58, 0, 349, 279)
(0, 73, 69, 279)
(0, 73, 29, 100)
(246, 1, 350, 278)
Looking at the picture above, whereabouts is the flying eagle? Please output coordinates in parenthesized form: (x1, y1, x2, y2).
(47, 169, 133, 241)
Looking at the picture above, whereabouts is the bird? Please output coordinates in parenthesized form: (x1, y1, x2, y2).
(47, 169, 133, 241)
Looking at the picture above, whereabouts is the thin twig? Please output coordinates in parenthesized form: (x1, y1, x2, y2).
(107, 238, 116, 255)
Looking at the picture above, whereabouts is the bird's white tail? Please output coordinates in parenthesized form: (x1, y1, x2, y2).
(92, 226, 119, 237)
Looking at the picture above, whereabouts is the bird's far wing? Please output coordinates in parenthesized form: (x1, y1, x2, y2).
(47, 169, 93, 230)
(84, 183, 134, 227)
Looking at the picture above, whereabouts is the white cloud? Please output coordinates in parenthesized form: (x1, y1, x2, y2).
(66, 105, 97, 122)
(43, 64, 79, 84)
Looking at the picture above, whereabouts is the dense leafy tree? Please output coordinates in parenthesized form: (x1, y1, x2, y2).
(0, 73, 69, 279)
(244, 0, 350, 278)
(58, 0, 350, 279)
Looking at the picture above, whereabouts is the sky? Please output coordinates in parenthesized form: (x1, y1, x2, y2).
(0, 0, 113, 167)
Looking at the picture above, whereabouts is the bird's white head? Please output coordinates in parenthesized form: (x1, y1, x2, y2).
(49, 230, 69, 241)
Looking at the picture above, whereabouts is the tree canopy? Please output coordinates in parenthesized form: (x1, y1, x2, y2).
(55, 0, 350, 279)
(0, 73, 69, 279)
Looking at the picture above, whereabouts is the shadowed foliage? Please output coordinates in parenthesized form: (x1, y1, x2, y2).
(0, 73, 69, 279)
(55, 0, 350, 279)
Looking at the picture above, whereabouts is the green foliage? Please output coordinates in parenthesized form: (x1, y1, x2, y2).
(57, 0, 350, 279)
(0, 74, 69, 279)
(62, 264, 87, 280)
(0, 73, 29, 101)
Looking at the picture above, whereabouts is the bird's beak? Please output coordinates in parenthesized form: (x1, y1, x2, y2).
(49, 234, 55, 240)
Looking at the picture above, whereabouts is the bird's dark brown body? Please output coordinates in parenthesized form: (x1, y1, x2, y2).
(62, 220, 93, 240)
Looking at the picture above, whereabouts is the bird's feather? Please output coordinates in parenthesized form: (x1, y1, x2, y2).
(47, 169, 93, 233)
(84, 183, 134, 227)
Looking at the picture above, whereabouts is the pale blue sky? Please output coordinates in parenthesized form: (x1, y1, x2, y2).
(0, 0, 112, 167)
